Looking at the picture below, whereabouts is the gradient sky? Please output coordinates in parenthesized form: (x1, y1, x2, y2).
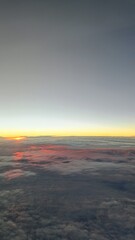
(0, 0, 135, 136)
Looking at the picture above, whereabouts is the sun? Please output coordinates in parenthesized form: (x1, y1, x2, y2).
(6, 136, 27, 141)
(14, 137, 25, 141)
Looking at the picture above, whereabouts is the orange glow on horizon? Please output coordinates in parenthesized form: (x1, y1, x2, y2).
(5, 136, 27, 141)
(14, 137, 26, 141)
(1, 125, 135, 138)
(1, 129, 135, 138)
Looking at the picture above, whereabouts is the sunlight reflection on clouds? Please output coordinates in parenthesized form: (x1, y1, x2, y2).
(0, 137, 135, 178)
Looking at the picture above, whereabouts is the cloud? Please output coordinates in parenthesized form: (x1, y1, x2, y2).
(0, 169, 36, 180)
(0, 137, 135, 176)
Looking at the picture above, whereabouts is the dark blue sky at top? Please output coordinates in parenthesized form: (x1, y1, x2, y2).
(0, 0, 135, 135)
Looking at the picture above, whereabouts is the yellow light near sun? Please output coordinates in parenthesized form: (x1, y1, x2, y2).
(14, 137, 25, 141)
(5, 137, 26, 141)
(1, 125, 135, 138)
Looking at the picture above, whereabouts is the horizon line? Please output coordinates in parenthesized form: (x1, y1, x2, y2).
(1, 135, 135, 138)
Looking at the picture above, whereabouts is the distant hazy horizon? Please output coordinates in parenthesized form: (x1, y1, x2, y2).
(1, 130, 135, 138)
(1, 136, 135, 149)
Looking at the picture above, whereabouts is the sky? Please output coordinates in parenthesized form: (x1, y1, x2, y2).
(0, 0, 135, 137)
